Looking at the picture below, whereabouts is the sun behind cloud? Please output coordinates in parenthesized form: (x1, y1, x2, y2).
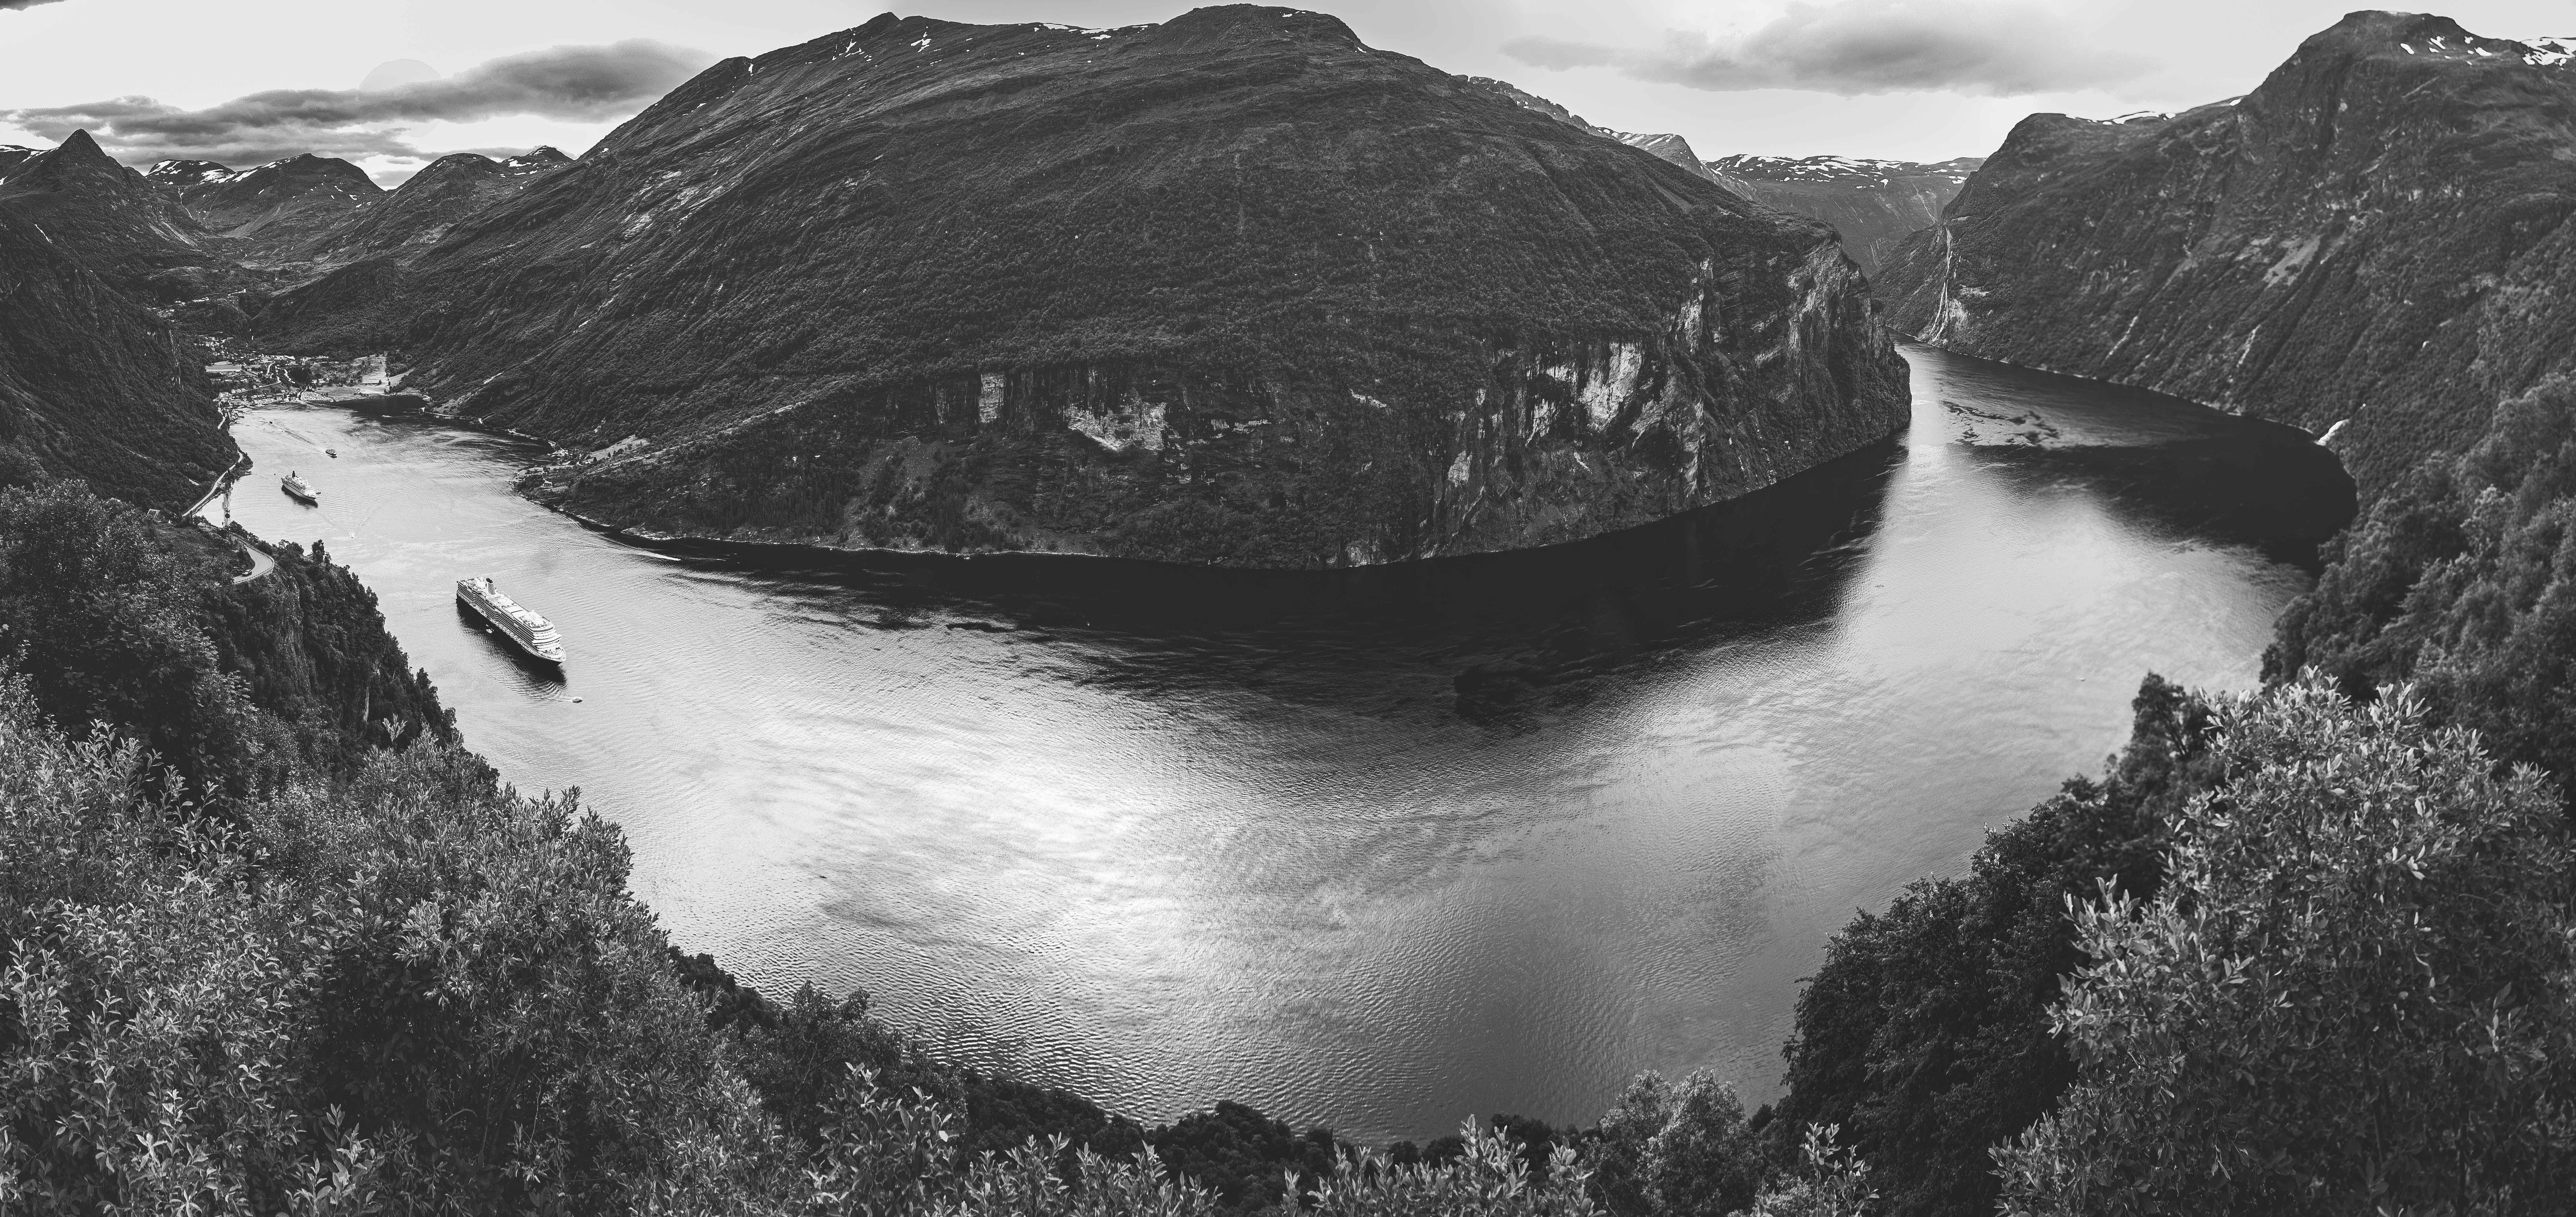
(360, 58, 443, 92)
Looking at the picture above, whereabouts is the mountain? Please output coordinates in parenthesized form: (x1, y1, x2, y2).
(1457, 76, 1724, 184)
(145, 159, 241, 192)
(1704, 155, 1982, 278)
(172, 152, 382, 262)
(0, 145, 39, 178)
(259, 6, 1908, 569)
(291, 147, 572, 270)
(1875, 12, 2576, 496)
(0, 209, 234, 508)
(0, 130, 216, 297)
(499, 146, 574, 175)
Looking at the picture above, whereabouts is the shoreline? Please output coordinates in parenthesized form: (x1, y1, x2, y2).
(519, 433, 1915, 588)
(183, 450, 252, 520)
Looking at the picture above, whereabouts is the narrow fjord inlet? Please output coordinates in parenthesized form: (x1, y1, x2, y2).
(18, 3, 2576, 1212)
(212, 344, 2348, 1142)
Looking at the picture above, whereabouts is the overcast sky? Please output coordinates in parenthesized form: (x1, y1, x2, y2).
(4, 0, 2572, 182)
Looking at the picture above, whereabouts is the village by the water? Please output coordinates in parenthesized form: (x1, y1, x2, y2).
(206, 348, 403, 418)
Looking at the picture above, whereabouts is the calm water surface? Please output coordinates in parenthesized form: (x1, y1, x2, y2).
(213, 345, 2352, 1143)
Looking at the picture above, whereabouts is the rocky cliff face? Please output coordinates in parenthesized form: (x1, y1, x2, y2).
(0, 209, 234, 508)
(260, 5, 1908, 568)
(1706, 156, 1981, 278)
(1876, 12, 2576, 496)
(0, 130, 218, 298)
(291, 148, 569, 270)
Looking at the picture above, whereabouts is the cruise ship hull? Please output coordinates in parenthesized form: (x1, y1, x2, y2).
(456, 577, 565, 664)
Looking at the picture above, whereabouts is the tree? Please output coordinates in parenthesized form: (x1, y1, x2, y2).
(1997, 676, 2576, 1215)
(2269, 375, 2576, 815)
(1586, 1071, 1763, 1217)
(1766, 676, 2211, 1217)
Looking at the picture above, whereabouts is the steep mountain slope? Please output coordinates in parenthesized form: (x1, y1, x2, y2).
(0, 145, 38, 178)
(0, 130, 217, 297)
(292, 147, 570, 269)
(262, 6, 1907, 568)
(1705, 156, 1981, 278)
(0, 210, 235, 508)
(173, 153, 383, 263)
(1458, 76, 1724, 184)
(1877, 12, 2576, 496)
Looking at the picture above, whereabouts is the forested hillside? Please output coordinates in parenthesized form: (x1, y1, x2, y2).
(0, 208, 233, 509)
(1876, 12, 2576, 498)
(9, 467, 2567, 1214)
(255, 7, 1908, 568)
(0, 476, 1841, 1214)
(1776, 12, 2576, 1215)
(8, 6, 2574, 1215)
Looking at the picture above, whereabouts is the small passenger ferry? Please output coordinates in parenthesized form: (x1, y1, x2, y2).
(456, 576, 566, 664)
(280, 471, 319, 502)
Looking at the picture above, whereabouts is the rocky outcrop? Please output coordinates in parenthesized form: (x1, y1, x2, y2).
(262, 6, 1908, 568)
(1876, 12, 2576, 496)
(291, 148, 570, 270)
(0, 130, 218, 297)
(0, 209, 234, 508)
(1705, 156, 1982, 278)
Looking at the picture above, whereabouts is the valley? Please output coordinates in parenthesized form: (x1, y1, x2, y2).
(206, 343, 2345, 1142)
(7, 4, 2576, 1215)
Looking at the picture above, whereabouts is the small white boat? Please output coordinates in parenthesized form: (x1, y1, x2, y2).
(280, 471, 319, 502)
(456, 576, 565, 664)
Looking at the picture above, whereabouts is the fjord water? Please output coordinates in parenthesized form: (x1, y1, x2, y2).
(213, 345, 2349, 1144)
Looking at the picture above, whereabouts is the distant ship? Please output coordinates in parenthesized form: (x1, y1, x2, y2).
(280, 471, 319, 502)
(456, 576, 565, 664)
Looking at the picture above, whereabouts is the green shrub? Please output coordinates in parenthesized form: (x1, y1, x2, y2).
(1996, 676, 2576, 1215)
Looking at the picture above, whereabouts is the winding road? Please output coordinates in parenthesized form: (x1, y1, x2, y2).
(228, 533, 276, 584)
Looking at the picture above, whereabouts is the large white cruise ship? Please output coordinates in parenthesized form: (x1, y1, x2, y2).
(455, 576, 565, 664)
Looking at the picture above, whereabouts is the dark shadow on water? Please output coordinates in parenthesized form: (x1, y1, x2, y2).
(594, 436, 1910, 716)
(1909, 342, 2359, 566)
(455, 601, 571, 686)
(1964, 428, 2357, 568)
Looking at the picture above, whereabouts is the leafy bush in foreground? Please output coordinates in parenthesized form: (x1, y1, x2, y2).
(1998, 677, 2576, 1215)
(0, 668, 1704, 1216)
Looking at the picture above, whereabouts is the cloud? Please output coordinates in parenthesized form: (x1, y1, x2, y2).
(0, 39, 714, 166)
(0, 0, 70, 9)
(360, 59, 444, 93)
(1504, 0, 2153, 97)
